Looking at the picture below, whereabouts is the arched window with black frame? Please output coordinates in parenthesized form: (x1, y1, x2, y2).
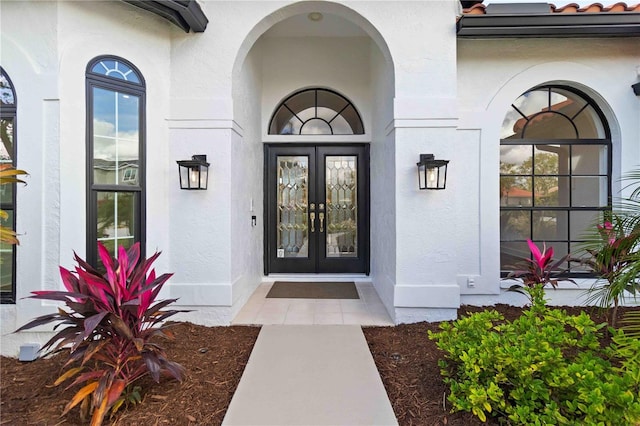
(500, 85, 611, 276)
(0, 67, 17, 303)
(269, 88, 364, 135)
(86, 56, 145, 267)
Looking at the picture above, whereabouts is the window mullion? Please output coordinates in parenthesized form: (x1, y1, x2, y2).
(115, 91, 119, 186)
(500, 85, 611, 276)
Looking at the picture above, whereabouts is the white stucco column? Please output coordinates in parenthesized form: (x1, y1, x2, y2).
(166, 98, 236, 323)
(384, 0, 461, 323)
(392, 106, 461, 323)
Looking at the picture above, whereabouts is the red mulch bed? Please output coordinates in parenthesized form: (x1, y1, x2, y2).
(1, 324, 260, 426)
(1, 305, 637, 425)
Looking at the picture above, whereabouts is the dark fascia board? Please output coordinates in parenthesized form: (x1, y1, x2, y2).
(457, 13, 640, 38)
(633, 82, 640, 96)
(122, 0, 208, 33)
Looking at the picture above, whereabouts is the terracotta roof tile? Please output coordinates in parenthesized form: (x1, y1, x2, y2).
(464, 3, 489, 14)
(553, 3, 581, 12)
(502, 187, 532, 198)
(462, 2, 640, 14)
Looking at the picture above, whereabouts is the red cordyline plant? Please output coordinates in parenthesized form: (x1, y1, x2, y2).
(16, 242, 188, 426)
(586, 220, 637, 279)
(506, 240, 575, 305)
(580, 217, 640, 327)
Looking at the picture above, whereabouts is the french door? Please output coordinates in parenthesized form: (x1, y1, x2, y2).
(265, 144, 369, 274)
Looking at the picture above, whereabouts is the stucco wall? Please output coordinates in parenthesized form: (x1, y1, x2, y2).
(457, 37, 640, 306)
(230, 39, 264, 316)
(1, 0, 60, 355)
(369, 40, 396, 318)
(1, 0, 174, 356)
(166, 0, 463, 324)
(4, 0, 638, 356)
(386, 1, 461, 322)
(260, 36, 373, 137)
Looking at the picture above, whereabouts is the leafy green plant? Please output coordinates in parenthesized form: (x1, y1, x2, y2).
(579, 216, 640, 326)
(0, 164, 27, 245)
(620, 310, 640, 341)
(573, 168, 640, 330)
(429, 297, 640, 425)
(16, 242, 187, 426)
(110, 384, 142, 418)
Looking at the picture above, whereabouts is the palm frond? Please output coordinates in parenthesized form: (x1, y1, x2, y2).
(620, 310, 640, 340)
(0, 165, 28, 185)
(621, 169, 640, 199)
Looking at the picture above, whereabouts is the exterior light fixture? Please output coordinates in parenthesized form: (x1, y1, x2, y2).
(633, 82, 640, 96)
(307, 12, 323, 21)
(417, 154, 449, 190)
(177, 155, 209, 190)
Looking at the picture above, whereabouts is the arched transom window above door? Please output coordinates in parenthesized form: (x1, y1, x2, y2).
(269, 88, 364, 135)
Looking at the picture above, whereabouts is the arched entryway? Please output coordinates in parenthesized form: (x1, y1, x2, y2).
(231, 2, 395, 279)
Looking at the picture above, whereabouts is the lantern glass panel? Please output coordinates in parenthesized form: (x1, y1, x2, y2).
(418, 164, 426, 189)
(198, 166, 208, 189)
(426, 166, 438, 189)
(437, 164, 447, 189)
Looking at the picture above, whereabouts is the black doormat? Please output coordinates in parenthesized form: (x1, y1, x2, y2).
(266, 281, 359, 299)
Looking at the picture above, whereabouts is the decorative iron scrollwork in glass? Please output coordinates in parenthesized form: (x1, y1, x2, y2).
(325, 156, 358, 258)
(276, 156, 309, 258)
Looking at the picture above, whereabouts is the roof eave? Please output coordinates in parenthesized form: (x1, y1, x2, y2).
(457, 13, 640, 38)
(122, 0, 208, 33)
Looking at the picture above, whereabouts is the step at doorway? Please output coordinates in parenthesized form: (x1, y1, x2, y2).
(232, 281, 392, 326)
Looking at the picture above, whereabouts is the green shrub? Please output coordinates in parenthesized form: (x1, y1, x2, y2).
(429, 288, 640, 425)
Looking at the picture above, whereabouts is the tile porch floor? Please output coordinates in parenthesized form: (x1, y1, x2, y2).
(232, 282, 394, 326)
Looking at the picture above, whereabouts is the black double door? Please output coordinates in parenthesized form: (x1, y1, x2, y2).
(265, 144, 369, 274)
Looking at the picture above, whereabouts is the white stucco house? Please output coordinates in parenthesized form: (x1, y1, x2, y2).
(1, 0, 639, 356)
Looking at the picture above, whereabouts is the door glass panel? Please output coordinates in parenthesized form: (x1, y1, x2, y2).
(277, 156, 309, 258)
(325, 156, 357, 258)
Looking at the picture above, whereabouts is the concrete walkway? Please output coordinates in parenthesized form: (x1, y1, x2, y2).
(222, 325, 398, 426)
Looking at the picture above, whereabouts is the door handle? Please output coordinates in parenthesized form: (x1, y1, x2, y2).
(319, 212, 324, 233)
(310, 212, 316, 233)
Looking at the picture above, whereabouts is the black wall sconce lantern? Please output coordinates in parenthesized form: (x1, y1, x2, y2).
(417, 154, 449, 190)
(177, 155, 210, 190)
(633, 82, 640, 96)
